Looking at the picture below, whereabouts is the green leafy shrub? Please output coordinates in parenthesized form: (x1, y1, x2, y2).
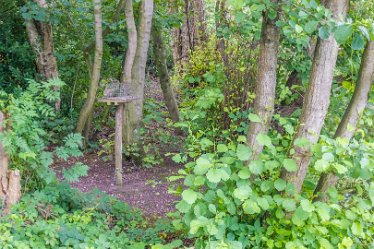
(171, 127, 374, 248)
(0, 183, 181, 249)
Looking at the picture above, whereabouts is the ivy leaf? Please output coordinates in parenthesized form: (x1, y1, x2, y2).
(292, 207, 309, 226)
(62, 163, 88, 183)
(248, 113, 261, 123)
(236, 144, 251, 161)
(238, 168, 251, 179)
(283, 159, 297, 172)
(206, 168, 229, 183)
(274, 179, 287, 191)
(351, 222, 364, 237)
(261, 180, 274, 192)
(182, 189, 198, 204)
(334, 24, 353, 44)
(318, 26, 330, 39)
(257, 197, 270, 210)
(316, 202, 330, 222)
(333, 163, 348, 174)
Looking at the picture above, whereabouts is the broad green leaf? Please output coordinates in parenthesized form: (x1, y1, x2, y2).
(274, 179, 287, 191)
(319, 238, 333, 249)
(217, 144, 228, 153)
(314, 159, 329, 172)
(206, 168, 229, 183)
(319, 26, 330, 39)
(292, 207, 309, 226)
(194, 157, 211, 175)
(300, 199, 315, 213)
(182, 189, 198, 204)
(256, 134, 272, 147)
(238, 168, 251, 179)
(333, 163, 348, 174)
(176, 200, 191, 213)
(243, 199, 261, 214)
(295, 24, 303, 33)
(283, 159, 297, 172)
(316, 203, 330, 222)
(261, 180, 274, 192)
(340, 237, 353, 248)
(257, 197, 270, 210)
(248, 113, 261, 123)
(294, 138, 310, 147)
(334, 24, 353, 44)
(282, 199, 296, 212)
(305, 20, 318, 34)
(233, 185, 252, 201)
(351, 222, 363, 237)
(236, 144, 251, 161)
(249, 160, 264, 175)
(352, 34, 365, 50)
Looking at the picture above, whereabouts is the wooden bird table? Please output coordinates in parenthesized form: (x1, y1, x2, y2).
(98, 96, 139, 186)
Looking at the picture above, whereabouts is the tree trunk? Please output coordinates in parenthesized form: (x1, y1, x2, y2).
(76, 0, 103, 134)
(152, 25, 180, 122)
(115, 104, 124, 186)
(246, 1, 281, 159)
(281, 0, 350, 192)
(121, 0, 138, 83)
(314, 41, 374, 201)
(123, 0, 154, 147)
(0, 112, 21, 214)
(25, 0, 60, 110)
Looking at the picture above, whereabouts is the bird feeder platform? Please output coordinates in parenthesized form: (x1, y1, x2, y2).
(97, 81, 138, 187)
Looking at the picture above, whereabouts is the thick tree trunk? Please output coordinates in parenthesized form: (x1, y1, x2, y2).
(246, 1, 281, 159)
(314, 41, 374, 201)
(25, 0, 60, 110)
(282, 0, 350, 192)
(123, 0, 154, 147)
(152, 26, 180, 122)
(76, 0, 103, 134)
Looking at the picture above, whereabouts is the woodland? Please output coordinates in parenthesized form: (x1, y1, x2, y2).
(0, 0, 373, 248)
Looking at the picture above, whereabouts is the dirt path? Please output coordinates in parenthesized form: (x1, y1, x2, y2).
(54, 154, 181, 217)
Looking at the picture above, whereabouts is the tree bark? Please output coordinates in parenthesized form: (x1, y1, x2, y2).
(152, 25, 180, 122)
(281, 0, 350, 192)
(123, 0, 154, 146)
(0, 112, 8, 203)
(25, 0, 60, 110)
(246, 1, 281, 159)
(121, 0, 138, 83)
(314, 41, 374, 201)
(0, 112, 21, 214)
(76, 0, 103, 134)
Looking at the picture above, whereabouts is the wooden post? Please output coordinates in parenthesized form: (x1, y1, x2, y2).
(0, 111, 8, 202)
(115, 104, 124, 186)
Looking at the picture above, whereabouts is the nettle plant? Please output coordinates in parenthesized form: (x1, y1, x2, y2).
(171, 115, 373, 248)
(0, 79, 87, 190)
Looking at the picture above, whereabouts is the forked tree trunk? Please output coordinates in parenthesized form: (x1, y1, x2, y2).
(282, 0, 350, 192)
(0, 112, 21, 214)
(25, 0, 60, 110)
(76, 0, 103, 134)
(123, 0, 154, 147)
(152, 25, 180, 122)
(246, 0, 281, 159)
(314, 41, 374, 201)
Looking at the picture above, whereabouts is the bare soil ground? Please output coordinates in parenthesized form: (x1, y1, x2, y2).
(54, 154, 182, 217)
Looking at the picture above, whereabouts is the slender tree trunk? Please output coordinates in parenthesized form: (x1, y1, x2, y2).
(123, 0, 154, 146)
(282, 0, 350, 192)
(314, 41, 374, 201)
(76, 0, 103, 134)
(25, 0, 60, 110)
(121, 0, 138, 83)
(246, 1, 281, 159)
(152, 25, 180, 122)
